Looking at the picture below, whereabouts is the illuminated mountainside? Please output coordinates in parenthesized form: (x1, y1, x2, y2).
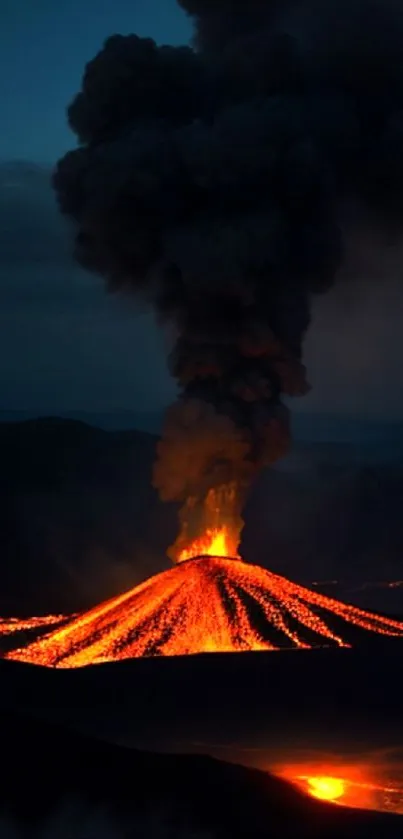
(6, 555, 403, 668)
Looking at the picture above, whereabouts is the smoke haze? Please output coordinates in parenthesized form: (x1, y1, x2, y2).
(53, 0, 403, 553)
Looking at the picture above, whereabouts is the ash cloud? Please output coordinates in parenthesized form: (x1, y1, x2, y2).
(53, 0, 403, 539)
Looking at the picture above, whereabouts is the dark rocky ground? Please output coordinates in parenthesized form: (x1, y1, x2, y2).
(0, 703, 402, 838)
(1, 643, 403, 768)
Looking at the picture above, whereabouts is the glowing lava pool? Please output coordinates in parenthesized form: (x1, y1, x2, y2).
(5, 554, 403, 668)
(277, 762, 403, 815)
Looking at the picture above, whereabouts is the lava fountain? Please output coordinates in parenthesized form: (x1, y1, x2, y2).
(6, 522, 403, 668)
(177, 525, 239, 563)
(172, 486, 242, 563)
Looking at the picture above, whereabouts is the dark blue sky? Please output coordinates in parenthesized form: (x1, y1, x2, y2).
(1, 0, 191, 163)
(0, 1, 190, 418)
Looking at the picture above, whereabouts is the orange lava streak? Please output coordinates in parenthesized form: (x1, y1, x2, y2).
(0, 614, 67, 635)
(6, 555, 403, 668)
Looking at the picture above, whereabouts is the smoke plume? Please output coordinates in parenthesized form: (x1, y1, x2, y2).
(53, 0, 403, 558)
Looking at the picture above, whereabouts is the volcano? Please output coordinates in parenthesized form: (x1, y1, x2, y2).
(6, 554, 403, 668)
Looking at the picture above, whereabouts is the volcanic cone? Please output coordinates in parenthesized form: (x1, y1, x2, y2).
(6, 556, 403, 668)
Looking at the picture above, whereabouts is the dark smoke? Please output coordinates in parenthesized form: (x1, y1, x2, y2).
(53, 0, 403, 551)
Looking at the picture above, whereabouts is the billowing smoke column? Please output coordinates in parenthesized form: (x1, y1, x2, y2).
(53, 0, 403, 559)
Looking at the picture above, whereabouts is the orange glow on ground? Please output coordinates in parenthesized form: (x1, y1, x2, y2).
(5, 554, 403, 668)
(277, 763, 403, 815)
(305, 776, 345, 801)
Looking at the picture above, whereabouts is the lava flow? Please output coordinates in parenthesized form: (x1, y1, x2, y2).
(304, 776, 346, 802)
(0, 614, 67, 636)
(277, 763, 403, 815)
(5, 525, 403, 668)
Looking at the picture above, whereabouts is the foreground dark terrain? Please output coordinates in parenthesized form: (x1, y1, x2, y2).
(1, 643, 403, 767)
(0, 709, 401, 838)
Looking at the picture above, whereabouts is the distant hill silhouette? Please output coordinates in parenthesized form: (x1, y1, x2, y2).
(0, 418, 174, 615)
(1, 416, 403, 616)
(2, 407, 403, 446)
(2, 643, 403, 763)
(0, 708, 401, 837)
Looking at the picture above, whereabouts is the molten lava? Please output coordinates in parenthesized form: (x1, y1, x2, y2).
(0, 614, 67, 635)
(278, 763, 403, 814)
(172, 486, 243, 563)
(6, 554, 403, 668)
(178, 525, 239, 562)
(305, 776, 345, 802)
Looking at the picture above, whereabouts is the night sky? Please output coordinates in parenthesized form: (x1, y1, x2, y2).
(1, 0, 403, 423)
